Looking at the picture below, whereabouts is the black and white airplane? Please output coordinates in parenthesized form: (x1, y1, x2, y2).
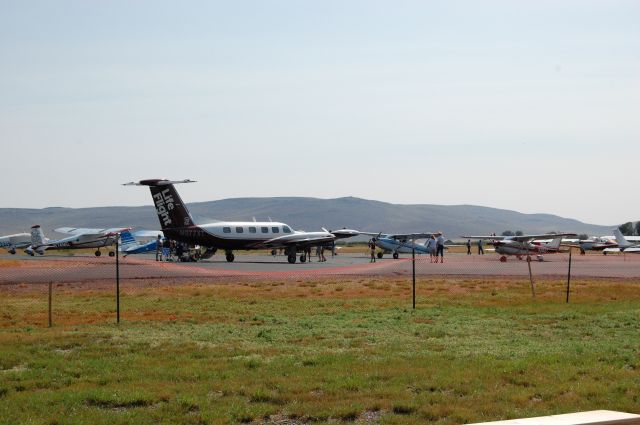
(124, 179, 336, 264)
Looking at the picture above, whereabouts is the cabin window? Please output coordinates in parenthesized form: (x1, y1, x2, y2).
(283, 226, 292, 234)
(261, 227, 269, 233)
(223, 227, 231, 233)
(236, 227, 244, 233)
(272, 226, 280, 233)
(249, 227, 257, 233)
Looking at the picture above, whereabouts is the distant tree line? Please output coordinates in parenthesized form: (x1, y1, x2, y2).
(618, 221, 640, 236)
(501, 230, 524, 236)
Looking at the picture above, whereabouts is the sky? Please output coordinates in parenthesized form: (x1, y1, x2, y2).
(1, 0, 638, 225)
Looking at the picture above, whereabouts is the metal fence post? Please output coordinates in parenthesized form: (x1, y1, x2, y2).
(412, 236, 416, 310)
(116, 237, 120, 324)
(48, 281, 52, 328)
(566, 248, 572, 303)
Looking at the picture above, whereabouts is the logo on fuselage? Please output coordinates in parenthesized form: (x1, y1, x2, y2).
(153, 189, 175, 226)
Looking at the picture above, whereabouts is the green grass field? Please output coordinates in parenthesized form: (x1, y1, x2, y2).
(1, 277, 639, 424)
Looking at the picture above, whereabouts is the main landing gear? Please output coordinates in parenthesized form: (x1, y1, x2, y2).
(225, 251, 235, 262)
(95, 250, 101, 257)
(288, 253, 297, 264)
(393, 252, 399, 259)
(299, 254, 306, 263)
(377, 252, 383, 259)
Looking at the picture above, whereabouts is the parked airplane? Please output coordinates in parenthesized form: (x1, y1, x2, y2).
(24, 225, 127, 257)
(612, 229, 640, 254)
(123, 179, 336, 264)
(120, 230, 162, 257)
(461, 233, 576, 261)
(359, 232, 436, 259)
(0, 232, 31, 254)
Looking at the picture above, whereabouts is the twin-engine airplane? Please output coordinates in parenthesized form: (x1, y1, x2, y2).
(0, 232, 31, 254)
(461, 233, 577, 261)
(24, 225, 127, 256)
(124, 179, 336, 264)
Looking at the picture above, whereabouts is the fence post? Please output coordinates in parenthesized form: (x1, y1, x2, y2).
(566, 248, 572, 303)
(412, 236, 416, 310)
(526, 247, 535, 298)
(116, 236, 120, 324)
(48, 281, 52, 328)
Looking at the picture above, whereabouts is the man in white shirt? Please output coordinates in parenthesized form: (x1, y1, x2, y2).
(435, 232, 445, 263)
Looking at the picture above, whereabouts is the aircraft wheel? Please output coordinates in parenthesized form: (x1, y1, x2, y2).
(108, 251, 115, 257)
(377, 252, 383, 259)
(288, 254, 296, 264)
(225, 253, 235, 262)
(393, 252, 399, 259)
(499, 256, 507, 262)
(8, 249, 16, 255)
(95, 250, 101, 257)
(603, 252, 607, 256)
(300, 255, 306, 263)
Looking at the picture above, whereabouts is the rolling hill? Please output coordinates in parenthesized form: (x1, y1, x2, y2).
(0, 197, 613, 240)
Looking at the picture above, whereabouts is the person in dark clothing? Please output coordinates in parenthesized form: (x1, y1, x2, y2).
(466, 239, 471, 255)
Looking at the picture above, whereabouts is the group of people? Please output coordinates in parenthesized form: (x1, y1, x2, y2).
(155, 236, 199, 262)
(465, 239, 485, 255)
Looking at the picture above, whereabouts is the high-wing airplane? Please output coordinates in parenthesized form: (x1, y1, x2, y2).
(0, 232, 31, 254)
(612, 229, 640, 254)
(24, 225, 128, 257)
(359, 232, 436, 259)
(461, 233, 577, 261)
(123, 179, 336, 264)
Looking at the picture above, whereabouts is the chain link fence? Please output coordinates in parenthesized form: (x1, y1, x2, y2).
(1, 248, 639, 328)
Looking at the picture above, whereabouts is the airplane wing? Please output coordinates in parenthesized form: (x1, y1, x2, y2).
(461, 235, 507, 240)
(54, 227, 131, 236)
(387, 233, 435, 240)
(131, 230, 164, 238)
(258, 233, 335, 248)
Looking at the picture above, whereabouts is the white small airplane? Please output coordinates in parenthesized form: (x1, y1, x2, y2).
(0, 232, 31, 254)
(25, 225, 129, 257)
(461, 233, 577, 261)
(612, 229, 640, 254)
(124, 179, 336, 264)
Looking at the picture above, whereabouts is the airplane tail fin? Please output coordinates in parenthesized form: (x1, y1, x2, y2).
(119, 230, 138, 250)
(30, 225, 46, 247)
(546, 237, 563, 250)
(613, 228, 632, 248)
(123, 179, 196, 231)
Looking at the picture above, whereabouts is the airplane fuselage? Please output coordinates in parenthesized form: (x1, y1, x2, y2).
(164, 222, 334, 251)
(493, 241, 561, 256)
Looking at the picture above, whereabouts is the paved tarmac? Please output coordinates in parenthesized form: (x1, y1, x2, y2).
(1, 252, 639, 284)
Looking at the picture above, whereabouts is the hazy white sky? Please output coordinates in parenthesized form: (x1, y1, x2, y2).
(1, 0, 638, 225)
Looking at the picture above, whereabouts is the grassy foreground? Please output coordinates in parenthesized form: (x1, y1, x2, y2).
(1, 277, 639, 424)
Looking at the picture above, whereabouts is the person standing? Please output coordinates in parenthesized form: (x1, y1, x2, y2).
(477, 239, 484, 255)
(435, 232, 445, 263)
(155, 235, 163, 261)
(466, 239, 471, 255)
(369, 238, 377, 263)
(427, 235, 436, 263)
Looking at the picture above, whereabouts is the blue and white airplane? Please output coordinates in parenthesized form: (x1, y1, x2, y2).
(361, 232, 436, 259)
(119, 230, 163, 257)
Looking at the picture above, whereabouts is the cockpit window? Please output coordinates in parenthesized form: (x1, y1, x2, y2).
(283, 226, 292, 233)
